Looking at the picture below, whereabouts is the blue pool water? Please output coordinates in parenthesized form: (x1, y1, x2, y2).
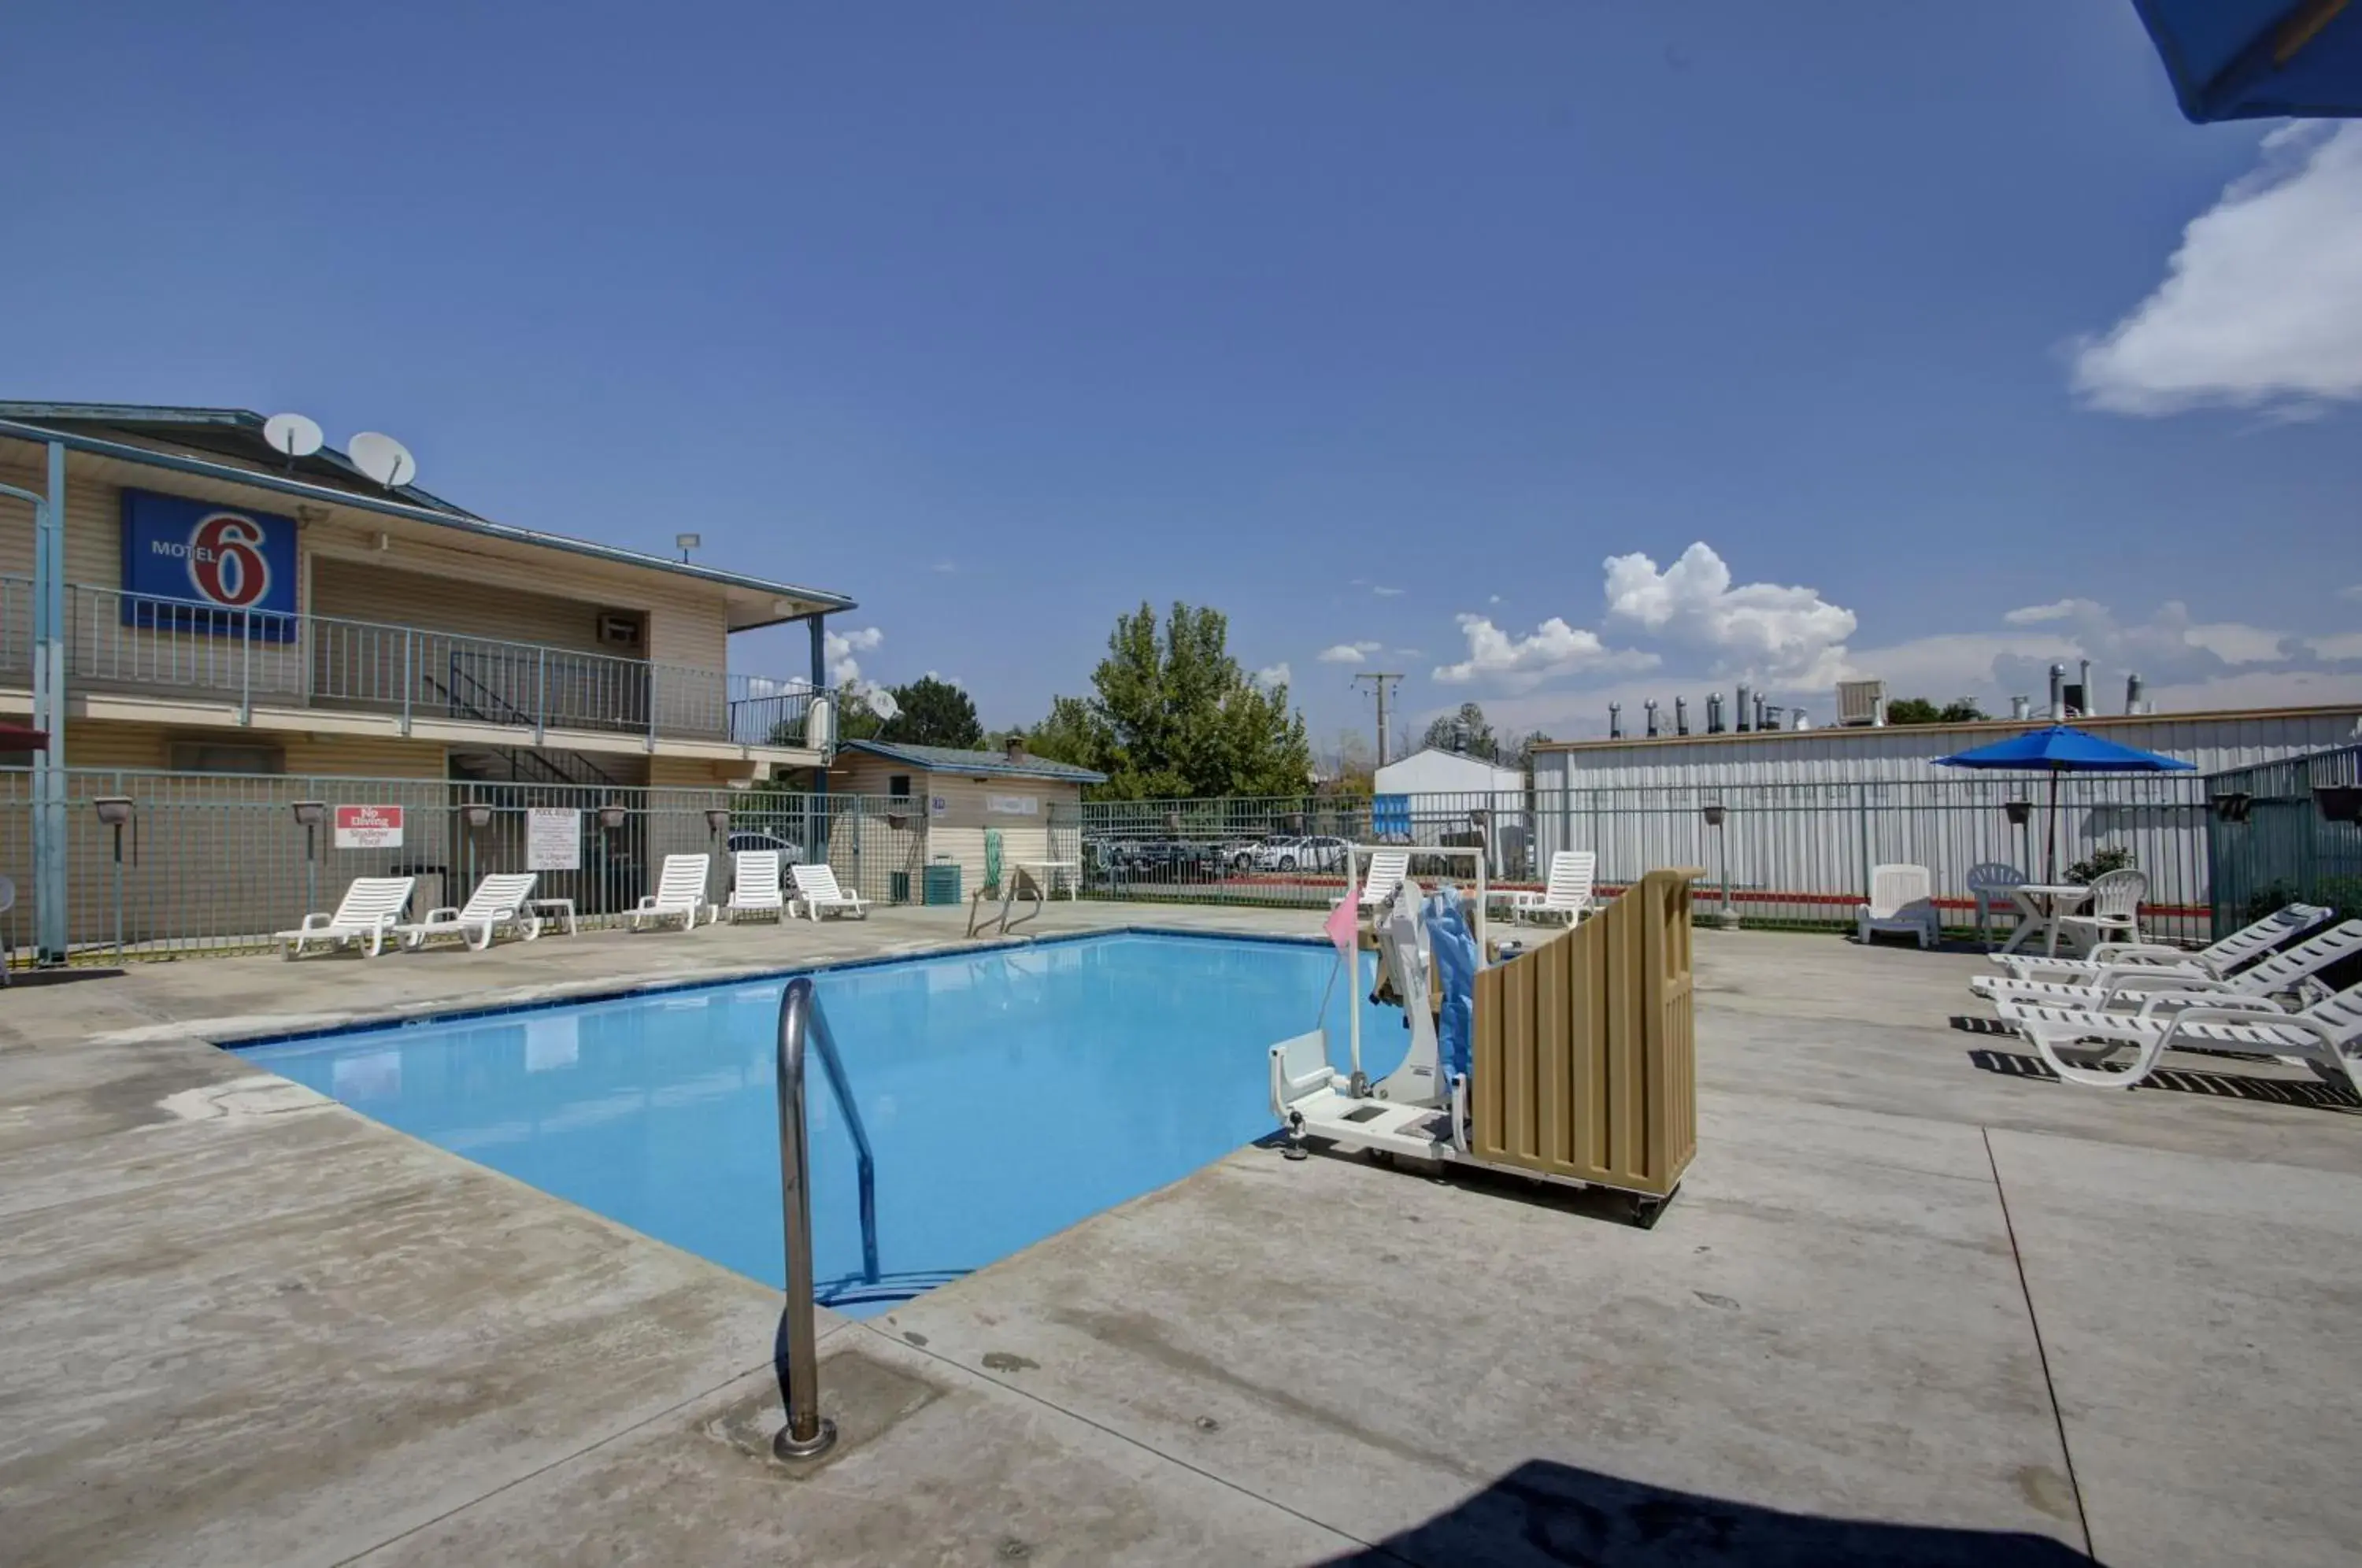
(242, 933, 1402, 1315)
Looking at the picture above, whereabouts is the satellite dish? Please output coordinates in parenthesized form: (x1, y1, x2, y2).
(865, 688, 901, 721)
(347, 431, 418, 490)
(261, 412, 324, 462)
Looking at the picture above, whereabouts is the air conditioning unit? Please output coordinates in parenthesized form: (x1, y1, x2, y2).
(598, 611, 644, 647)
(1835, 679, 1886, 727)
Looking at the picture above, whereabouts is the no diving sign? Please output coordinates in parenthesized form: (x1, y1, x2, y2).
(334, 804, 405, 849)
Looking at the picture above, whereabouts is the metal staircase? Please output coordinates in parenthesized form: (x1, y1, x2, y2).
(427, 659, 624, 790)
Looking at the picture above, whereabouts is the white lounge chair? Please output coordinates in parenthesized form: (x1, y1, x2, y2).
(790, 863, 868, 921)
(279, 876, 416, 959)
(1514, 852, 1597, 926)
(629, 854, 711, 930)
(1856, 864, 1937, 949)
(727, 850, 786, 923)
(394, 872, 540, 952)
(1981, 900, 2329, 988)
(2053, 866, 2146, 952)
(2011, 980, 2362, 1093)
(1984, 919, 2362, 1019)
(1340, 849, 1411, 911)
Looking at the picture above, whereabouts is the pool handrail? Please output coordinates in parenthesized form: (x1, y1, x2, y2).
(771, 975, 879, 1461)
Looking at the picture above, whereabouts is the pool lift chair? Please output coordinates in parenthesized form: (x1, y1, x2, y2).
(1268, 882, 1469, 1160)
(1268, 867, 1701, 1222)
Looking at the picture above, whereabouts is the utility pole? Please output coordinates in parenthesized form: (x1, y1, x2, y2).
(1351, 672, 1404, 766)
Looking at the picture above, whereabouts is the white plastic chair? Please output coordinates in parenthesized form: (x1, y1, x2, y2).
(394, 872, 539, 951)
(2054, 867, 2147, 952)
(1857, 864, 1938, 949)
(1983, 919, 2362, 1019)
(1982, 901, 2329, 988)
(1964, 863, 2027, 951)
(2012, 978, 2362, 1093)
(1346, 849, 1411, 911)
(629, 854, 710, 931)
(790, 863, 869, 921)
(278, 876, 416, 959)
(1513, 852, 1597, 926)
(726, 850, 786, 923)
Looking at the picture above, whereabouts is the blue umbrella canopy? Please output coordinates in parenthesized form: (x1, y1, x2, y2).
(2131, 0, 2362, 122)
(1933, 724, 2197, 774)
(1935, 725, 2194, 880)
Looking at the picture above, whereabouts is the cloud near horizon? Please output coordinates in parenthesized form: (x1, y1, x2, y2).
(824, 624, 883, 687)
(2071, 124, 2362, 416)
(1317, 640, 1382, 664)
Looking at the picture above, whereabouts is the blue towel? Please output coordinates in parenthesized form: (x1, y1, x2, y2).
(1425, 887, 1479, 1083)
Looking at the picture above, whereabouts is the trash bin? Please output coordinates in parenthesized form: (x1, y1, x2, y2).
(923, 863, 962, 906)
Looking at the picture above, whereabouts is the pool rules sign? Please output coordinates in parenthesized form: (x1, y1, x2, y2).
(527, 808, 582, 871)
(333, 804, 404, 849)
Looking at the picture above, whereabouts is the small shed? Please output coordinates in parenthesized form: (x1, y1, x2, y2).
(829, 738, 1104, 898)
(1375, 746, 1525, 799)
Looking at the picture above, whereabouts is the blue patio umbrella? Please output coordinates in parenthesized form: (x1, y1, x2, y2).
(1934, 725, 2196, 880)
(2131, 1, 2362, 121)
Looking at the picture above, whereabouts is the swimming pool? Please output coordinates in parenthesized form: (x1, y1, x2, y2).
(240, 933, 1401, 1316)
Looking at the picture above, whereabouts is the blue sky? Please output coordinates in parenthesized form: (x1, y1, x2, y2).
(8, 2, 2359, 755)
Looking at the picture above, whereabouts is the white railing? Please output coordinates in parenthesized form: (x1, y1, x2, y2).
(0, 576, 824, 747)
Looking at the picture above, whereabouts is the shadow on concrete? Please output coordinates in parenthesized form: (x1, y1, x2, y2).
(1966, 1046, 2360, 1110)
(1253, 1133, 1672, 1227)
(3, 967, 126, 987)
(1318, 1459, 2094, 1566)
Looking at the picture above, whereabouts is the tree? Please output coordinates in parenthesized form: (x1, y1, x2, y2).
(876, 675, 983, 749)
(1886, 697, 1989, 726)
(1501, 729, 1553, 773)
(1420, 701, 1498, 760)
(1022, 601, 1314, 799)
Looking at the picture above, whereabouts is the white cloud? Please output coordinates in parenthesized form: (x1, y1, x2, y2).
(1432, 614, 1654, 690)
(2185, 622, 2288, 664)
(1317, 641, 1380, 664)
(1602, 542, 1856, 683)
(922, 669, 964, 689)
(1253, 661, 1293, 690)
(2002, 598, 2090, 626)
(2309, 632, 2362, 661)
(1487, 594, 1502, 605)
(2071, 124, 2362, 415)
(2342, 584, 2362, 603)
(928, 560, 959, 575)
(1372, 585, 1405, 597)
(824, 625, 883, 687)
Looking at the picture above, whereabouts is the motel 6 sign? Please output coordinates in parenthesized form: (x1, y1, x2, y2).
(119, 487, 300, 642)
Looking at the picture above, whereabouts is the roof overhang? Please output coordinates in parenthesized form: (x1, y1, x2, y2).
(0, 407, 857, 623)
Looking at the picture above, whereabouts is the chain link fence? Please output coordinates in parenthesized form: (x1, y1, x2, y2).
(0, 770, 924, 964)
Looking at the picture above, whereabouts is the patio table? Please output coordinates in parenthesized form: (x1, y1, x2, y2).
(2001, 883, 2091, 958)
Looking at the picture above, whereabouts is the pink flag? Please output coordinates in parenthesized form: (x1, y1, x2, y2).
(1324, 858, 1359, 960)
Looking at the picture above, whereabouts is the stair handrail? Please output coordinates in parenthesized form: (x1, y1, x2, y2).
(772, 976, 879, 1461)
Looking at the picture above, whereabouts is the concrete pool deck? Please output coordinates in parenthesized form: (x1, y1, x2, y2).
(2, 905, 2357, 1565)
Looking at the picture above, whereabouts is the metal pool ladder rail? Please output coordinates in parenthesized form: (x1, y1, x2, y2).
(772, 975, 879, 1462)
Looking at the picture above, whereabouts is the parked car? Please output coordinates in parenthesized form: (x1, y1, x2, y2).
(1249, 836, 1303, 871)
(1262, 835, 1349, 874)
(727, 829, 807, 863)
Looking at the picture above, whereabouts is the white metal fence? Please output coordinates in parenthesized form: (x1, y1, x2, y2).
(1070, 777, 2214, 942)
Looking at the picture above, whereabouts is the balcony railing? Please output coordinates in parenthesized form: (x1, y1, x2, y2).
(0, 577, 827, 749)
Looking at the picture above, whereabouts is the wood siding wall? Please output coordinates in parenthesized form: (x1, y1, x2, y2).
(1471, 868, 1700, 1199)
(829, 755, 1086, 896)
(0, 438, 742, 703)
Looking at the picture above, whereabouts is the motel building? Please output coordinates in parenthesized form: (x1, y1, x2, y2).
(0, 402, 855, 963)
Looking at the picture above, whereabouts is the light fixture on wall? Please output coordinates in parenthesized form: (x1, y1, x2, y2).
(461, 803, 493, 830)
(598, 804, 629, 831)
